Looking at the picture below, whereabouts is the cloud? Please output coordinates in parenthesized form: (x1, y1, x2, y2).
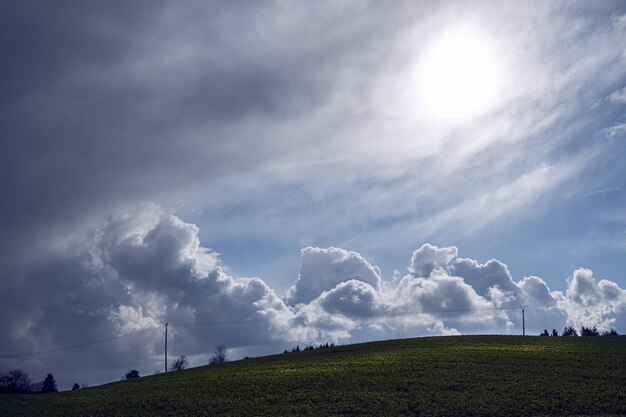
(603, 122, 626, 138)
(284, 247, 382, 306)
(449, 257, 518, 298)
(409, 244, 458, 277)
(2, 2, 626, 390)
(1, 207, 625, 389)
(557, 268, 626, 330)
(608, 87, 626, 103)
(0, 208, 292, 387)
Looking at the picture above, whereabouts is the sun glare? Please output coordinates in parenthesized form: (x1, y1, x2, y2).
(415, 29, 503, 123)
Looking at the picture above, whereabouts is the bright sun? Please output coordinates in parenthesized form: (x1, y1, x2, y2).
(415, 29, 503, 123)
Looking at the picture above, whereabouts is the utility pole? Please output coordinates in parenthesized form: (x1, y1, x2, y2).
(521, 306, 527, 336)
(165, 322, 168, 373)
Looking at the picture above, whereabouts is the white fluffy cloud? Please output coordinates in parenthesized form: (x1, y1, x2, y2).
(557, 268, 626, 330)
(409, 244, 458, 277)
(284, 247, 382, 306)
(1, 211, 624, 389)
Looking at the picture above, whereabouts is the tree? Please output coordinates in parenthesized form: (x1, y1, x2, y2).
(72, 383, 81, 390)
(602, 329, 619, 336)
(209, 344, 227, 364)
(124, 370, 140, 379)
(41, 373, 58, 393)
(0, 369, 33, 394)
(562, 326, 578, 336)
(540, 329, 549, 336)
(170, 355, 189, 371)
(551, 329, 559, 336)
(580, 326, 599, 336)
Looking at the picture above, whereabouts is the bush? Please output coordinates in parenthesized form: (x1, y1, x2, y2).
(124, 370, 140, 380)
(539, 329, 549, 336)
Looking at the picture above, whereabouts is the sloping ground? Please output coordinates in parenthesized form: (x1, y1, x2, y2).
(1, 335, 624, 417)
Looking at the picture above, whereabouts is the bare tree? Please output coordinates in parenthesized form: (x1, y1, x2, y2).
(170, 355, 189, 371)
(209, 345, 227, 364)
(0, 369, 33, 394)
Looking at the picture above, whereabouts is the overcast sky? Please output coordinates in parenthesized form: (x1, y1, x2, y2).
(1, 1, 625, 389)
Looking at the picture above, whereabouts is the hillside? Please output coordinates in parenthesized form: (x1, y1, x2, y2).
(1, 335, 624, 416)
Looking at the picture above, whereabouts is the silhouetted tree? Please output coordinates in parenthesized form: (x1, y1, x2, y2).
(552, 329, 559, 336)
(41, 373, 58, 393)
(602, 329, 618, 336)
(540, 329, 549, 336)
(562, 326, 578, 336)
(209, 345, 227, 364)
(0, 369, 32, 394)
(72, 383, 80, 390)
(124, 370, 140, 379)
(580, 326, 599, 336)
(170, 355, 189, 371)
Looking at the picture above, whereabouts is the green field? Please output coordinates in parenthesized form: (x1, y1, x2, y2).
(1, 335, 624, 416)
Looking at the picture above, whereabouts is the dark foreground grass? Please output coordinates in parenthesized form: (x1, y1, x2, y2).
(1, 335, 624, 416)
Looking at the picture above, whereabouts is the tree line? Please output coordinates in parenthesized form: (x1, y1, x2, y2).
(539, 326, 619, 337)
(283, 342, 336, 353)
(0, 370, 59, 394)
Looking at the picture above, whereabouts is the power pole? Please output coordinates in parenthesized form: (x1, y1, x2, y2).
(521, 306, 527, 336)
(165, 322, 168, 373)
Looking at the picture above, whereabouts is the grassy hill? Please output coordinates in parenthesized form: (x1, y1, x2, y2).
(1, 335, 624, 416)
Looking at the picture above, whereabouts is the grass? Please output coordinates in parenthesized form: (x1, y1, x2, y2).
(1, 335, 624, 416)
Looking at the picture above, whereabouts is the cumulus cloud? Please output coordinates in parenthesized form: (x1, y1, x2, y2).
(409, 244, 458, 277)
(557, 268, 626, 330)
(284, 247, 382, 306)
(0, 208, 291, 387)
(1, 208, 625, 389)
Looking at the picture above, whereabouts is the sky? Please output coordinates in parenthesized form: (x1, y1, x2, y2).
(1, 0, 625, 389)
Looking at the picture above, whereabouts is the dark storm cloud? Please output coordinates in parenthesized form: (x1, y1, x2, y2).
(0, 0, 413, 274)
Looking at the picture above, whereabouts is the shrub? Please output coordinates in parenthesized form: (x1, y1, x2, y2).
(124, 370, 140, 379)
